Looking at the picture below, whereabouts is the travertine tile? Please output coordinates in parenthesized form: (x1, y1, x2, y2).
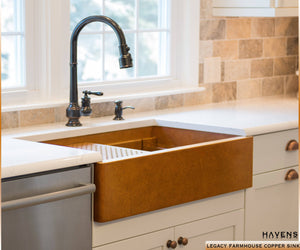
(55, 106, 67, 123)
(275, 17, 298, 36)
(155, 94, 184, 110)
(227, 19, 251, 39)
(274, 57, 297, 76)
(184, 85, 212, 106)
(204, 57, 221, 83)
(200, 19, 226, 40)
(262, 77, 284, 96)
(155, 96, 168, 110)
(263, 38, 286, 57)
(224, 60, 250, 81)
(123, 97, 155, 113)
(166, 94, 184, 109)
(239, 39, 263, 59)
(199, 41, 213, 62)
(199, 63, 204, 84)
(287, 37, 298, 56)
(237, 79, 262, 100)
(213, 40, 238, 60)
(200, 0, 213, 19)
(90, 102, 115, 118)
(20, 108, 55, 127)
(284, 75, 298, 96)
(2, 111, 19, 129)
(212, 82, 237, 103)
(251, 59, 273, 78)
(251, 18, 275, 37)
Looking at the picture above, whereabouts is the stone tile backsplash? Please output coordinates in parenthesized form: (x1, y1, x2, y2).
(19, 108, 55, 127)
(2, 6, 298, 129)
(251, 19, 275, 37)
(250, 59, 273, 78)
(200, 0, 298, 107)
(275, 17, 298, 36)
(262, 77, 284, 96)
(226, 18, 252, 39)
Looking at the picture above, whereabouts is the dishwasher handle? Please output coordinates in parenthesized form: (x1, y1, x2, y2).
(2, 183, 96, 212)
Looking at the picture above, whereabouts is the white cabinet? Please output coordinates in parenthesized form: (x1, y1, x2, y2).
(245, 129, 299, 240)
(213, 0, 298, 17)
(175, 210, 244, 250)
(245, 167, 298, 240)
(93, 191, 245, 249)
(94, 209, 244, 250)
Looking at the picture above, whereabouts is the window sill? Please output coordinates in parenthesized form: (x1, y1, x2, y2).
(2, 86, 206, 112)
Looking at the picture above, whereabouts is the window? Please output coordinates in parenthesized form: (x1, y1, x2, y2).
(1, 0, 200, 107)
(1, 0, 25, 89)
(70, 0, 170, 84)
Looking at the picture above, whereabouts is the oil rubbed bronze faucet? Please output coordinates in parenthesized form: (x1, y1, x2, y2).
(66, 15, 133, 127)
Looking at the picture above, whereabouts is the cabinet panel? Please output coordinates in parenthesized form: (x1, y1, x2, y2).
(93, 228, 173, 250)
(213, 0, 298, 17)
(245, 167, 298, 240)
(175, 210, 244, 250)
(213, 0, 298, 8)
(93, 191, 244, 247)
(184, 228, 234, 250)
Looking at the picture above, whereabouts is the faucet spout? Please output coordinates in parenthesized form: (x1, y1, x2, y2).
(66, 15, 133, 127)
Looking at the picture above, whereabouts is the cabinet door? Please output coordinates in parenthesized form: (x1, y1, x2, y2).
(175, 210, 244, 250)
(93, 228, 173, 250)
(245, 167, 298, 240)
(213, 0, 298, 17)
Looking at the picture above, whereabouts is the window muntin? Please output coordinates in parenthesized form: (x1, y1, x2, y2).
(70, 0, 170, 85)
(1, 0, 25, 90)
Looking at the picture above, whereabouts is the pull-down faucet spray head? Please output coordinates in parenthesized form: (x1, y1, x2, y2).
(66, 15, 133, 127)
(119, 44, 133, 69)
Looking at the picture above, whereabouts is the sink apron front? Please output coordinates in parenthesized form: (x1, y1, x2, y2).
(94, 136, 252, 222)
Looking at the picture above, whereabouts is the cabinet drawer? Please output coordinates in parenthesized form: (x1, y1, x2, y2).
(253, 129, 298, 174)
(253, 167, 299, 189)
(245, 166, 298, 240)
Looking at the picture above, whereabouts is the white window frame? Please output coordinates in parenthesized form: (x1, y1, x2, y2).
(1, 0, 25, 90)
(2, 0, 200, 109)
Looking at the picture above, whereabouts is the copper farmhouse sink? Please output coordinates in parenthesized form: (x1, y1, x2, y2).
(43, 126, 253, 222)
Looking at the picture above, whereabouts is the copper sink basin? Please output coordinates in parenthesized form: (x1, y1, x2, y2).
(43, 126, 253, 222)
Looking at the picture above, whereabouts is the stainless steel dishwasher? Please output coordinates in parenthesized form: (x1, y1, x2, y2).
(2, 164, 95, 250)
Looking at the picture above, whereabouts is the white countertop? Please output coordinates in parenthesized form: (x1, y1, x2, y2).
(155, 97, 298, 136)
(2, 96, 298, 179)
(2, 138, 102, 179)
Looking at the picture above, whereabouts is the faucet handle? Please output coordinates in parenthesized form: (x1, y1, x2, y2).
(83, 90, 103, 97)
(81, 90, 104, 116)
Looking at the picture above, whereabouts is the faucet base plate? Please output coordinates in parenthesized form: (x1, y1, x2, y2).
(113, 117, 124, 121)
(66, 118, 82, 127)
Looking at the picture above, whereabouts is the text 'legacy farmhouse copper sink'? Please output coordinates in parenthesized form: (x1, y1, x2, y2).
(44, 126, 253, 222)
